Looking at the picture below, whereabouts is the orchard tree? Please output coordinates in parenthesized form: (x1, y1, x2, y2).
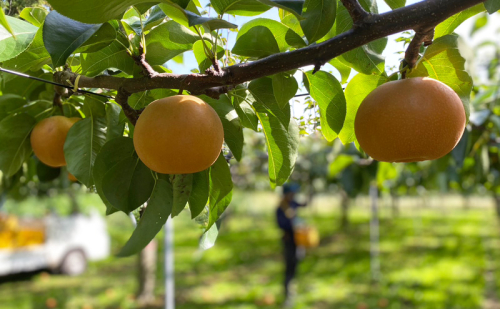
(0, 0, 498, 256)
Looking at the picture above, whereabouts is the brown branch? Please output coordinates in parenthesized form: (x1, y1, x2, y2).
(115, 88, 139, 125)
(60, 0, 484, 103)
(53, 93, 64, 114)
(340, 0, 369, 25)
(133, 48, 158, 78)
(404, 28, 435, 71)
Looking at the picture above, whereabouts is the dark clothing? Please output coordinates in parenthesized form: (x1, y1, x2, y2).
(283, 231, 297, 298)
(276, 200, 302, 299)
(276, 201, 301, 236)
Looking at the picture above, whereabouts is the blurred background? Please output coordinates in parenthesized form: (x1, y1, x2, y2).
(2, 0, 500, 309)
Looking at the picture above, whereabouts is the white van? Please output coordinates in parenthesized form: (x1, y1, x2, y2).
(0, 211, 110, 276)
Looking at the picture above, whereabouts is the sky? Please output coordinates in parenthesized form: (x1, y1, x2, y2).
(168, 0, 500, 101)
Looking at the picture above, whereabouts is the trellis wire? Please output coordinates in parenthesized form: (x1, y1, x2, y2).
(0, 67, 113, 99)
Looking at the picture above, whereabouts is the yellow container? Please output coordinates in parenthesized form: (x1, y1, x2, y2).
(15, 229, 45, 247)
(294, 226, 319, 248)
(0, 230, 14, 249)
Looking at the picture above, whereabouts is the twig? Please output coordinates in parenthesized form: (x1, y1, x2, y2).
(53, 93, 64, 114)
(115, 88, 140, 125)
(404, 28, 435, 71)
(133, 47, 158, 78)
(340, 0, 369, 25)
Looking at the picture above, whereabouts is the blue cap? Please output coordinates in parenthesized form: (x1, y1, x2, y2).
(283, 183, 300, 194)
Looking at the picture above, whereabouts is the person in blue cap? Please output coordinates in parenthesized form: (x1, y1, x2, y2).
(276, 183, 307, 307)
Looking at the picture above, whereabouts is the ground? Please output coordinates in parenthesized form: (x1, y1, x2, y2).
(0, 191, 499, 309)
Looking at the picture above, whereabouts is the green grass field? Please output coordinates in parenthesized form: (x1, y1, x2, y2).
(1, 191, 500, 309)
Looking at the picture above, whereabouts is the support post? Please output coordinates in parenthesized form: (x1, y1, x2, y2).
(369, 183, 380, 282)
(164, 219, 175, 309)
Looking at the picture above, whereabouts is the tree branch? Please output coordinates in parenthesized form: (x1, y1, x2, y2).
(133, 47, 158, 78)
(404, 28, 435, 71)
(115, 88, 140, 125)
(61, 0, 485, 102)
(340, 0, 369, 25)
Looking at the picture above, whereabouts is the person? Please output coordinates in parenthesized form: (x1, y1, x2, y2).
(276, 183, 307, 307)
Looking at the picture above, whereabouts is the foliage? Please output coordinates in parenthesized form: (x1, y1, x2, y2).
(0, 1, 490, 254)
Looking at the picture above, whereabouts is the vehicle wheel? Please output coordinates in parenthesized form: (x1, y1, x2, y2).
(59, 250, 87, 276)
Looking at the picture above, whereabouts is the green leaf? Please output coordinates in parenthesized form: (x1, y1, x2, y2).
(158, 2, 198, 28)
(328, 154, 354, 177)
(93, 137, 136, 215)
(135, 2, 160, 14)
(249, 77, 291, 127)
(171, 174, 193, 217)
(36, 160, 61, 182)
(232, 18, 305, 58)
(2, 26, 51, 74)
(207, 154, 233, 230)
(376, 162, 398, 187)
(408, 34, 473, 120)
(329, 58, 351, 84)
(102, 156, 155, 213)
(211, 0, 270, 16)
(485, 0, 500, 14)
(470, 13, 488, 36)
(280, 11, 304, 36)
(383, 0, 405, 10)
(300, 0, 337, 44)
(304, 70, 346, 141)
(188, 169, 209, 218)
(256, 0, 305, 20)
(272, 73, 298, 109)
(144, 5, 166, 31)
(0, 8, 15, 37)
(257, 110, 299, 187)
(106, 103, 125, 141)
(130, 91, 155, 109)
(19, 7, 47, 27)
(199, 223, 218, 250)
(118, 178, 173, 256)
(338, 74, 388, 144)
(339, 38, 387, 75)
(231, 89, 259, 131)
(358, 0, 378, 13)
(0, 113, 36, 177)
(0, 94, 27, 121)
(451, 128, 468, 168)
(185, 11, 238, 31)
(434, 4, 485, 39)
(193, 40, 224, 72)
(202, 95, 244, 161)
(82, 95, 106, 118)
(145, 20, 199, 65)
(1, 71, 51, 99)
(81, 37, 137, 77)
(46, 0, 158, 23)
(64, 117, 107, 187)
(11, 100, 52, 121)
(43, 11, 101, 68)
(0, 16, 38, 62)
(232, 26, 279, 58)
(76, 22, 117, 53)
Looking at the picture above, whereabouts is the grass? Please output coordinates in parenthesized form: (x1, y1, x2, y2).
(0, 191, 500, 309)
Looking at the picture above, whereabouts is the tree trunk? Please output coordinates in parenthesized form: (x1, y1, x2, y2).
(390, 189, 399, 218)
(494, 195, 500, 218)
(340, 190, 350, 228)
(136, 240, 158, 306)
(462, 195, 470, 210)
